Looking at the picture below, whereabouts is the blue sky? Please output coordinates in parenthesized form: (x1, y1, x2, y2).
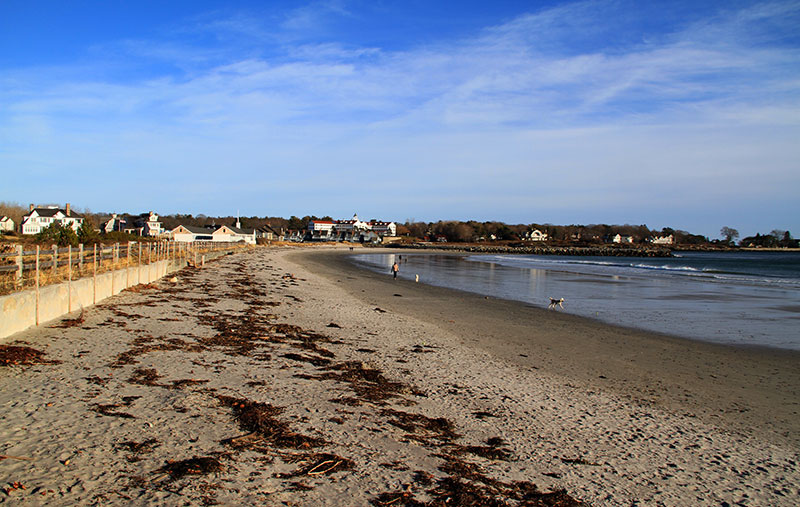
(1, 0, 798, 238)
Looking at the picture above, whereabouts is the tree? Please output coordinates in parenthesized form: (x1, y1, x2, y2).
(720, 226, 739, 244)
(36, 222, 78, 247)
(78, 219, 100, 245)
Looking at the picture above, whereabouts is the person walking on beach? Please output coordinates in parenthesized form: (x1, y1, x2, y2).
(391, 261, 399, 279)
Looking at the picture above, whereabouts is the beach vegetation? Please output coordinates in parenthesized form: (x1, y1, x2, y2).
(35, 222, 79, 247)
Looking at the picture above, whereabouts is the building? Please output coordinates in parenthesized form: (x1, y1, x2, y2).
(21, 204, 84, 235)
(524, 229, 548, 242)
(307, 214, 397, 242)
(134, 212, 163, 237)
(99, 214, 128, 234)
(650, 234, 674, 245)
(171, 223, 256, 244)
(171, 225, 215, 242)
(611, 234, 634, 244)
(212, 225, 256, 244)
(0, 216, 14, 233)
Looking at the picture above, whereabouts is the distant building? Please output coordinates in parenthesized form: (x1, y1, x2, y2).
(524, 229, 548, 242)
(0, 216, 14, 233)
(307, 213, 397, 242)
(171, 223, 256, 244)
(134, 212, 163, 237)
(100, 213, 128, 234)
(21, 203, 84, 235)
(611, 234, 634, 244)
(650, 234, 674, 245)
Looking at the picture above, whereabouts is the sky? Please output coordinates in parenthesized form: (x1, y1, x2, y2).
(1, 0, 799, 239)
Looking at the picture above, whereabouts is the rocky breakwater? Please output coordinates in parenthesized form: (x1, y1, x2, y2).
(388, 243, 673, 257)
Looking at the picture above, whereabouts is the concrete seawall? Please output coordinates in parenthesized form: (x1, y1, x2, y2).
(0, 249, 235, 341)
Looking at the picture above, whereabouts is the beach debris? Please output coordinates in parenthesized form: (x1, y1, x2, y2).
(49, 309, 85, 328)
(169, 276, 178, 283)
(0, 455, 33, 462)
(277, 452, 354, 478)
(2, 482, 26, 495)
(153, 455, 224, 482)
(0, 344, 59, 366)
(297, 360, 414, 405)
(560, 456, 601, 466)
(217, 396, 327, 450)
(327, 322, 342, 328)
(374, 307, 387, 313)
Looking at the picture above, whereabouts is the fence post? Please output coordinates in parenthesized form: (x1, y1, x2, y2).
(15, 245, 23, 288)
(79, 244, 84, 274)
(35, 246, 40, 326)
(126, 241, 131, 288)
(92, 244, 97, 304)
(138, 242, 142, 285)
(52, 244, 58, 276)
(68, 245, 72, 313)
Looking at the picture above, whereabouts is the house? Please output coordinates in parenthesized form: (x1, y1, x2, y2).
(0, 216, 14, 233)
(256, 224, 280, 241)
(650, 234, 674, 245)
(21, 203, 84, 235)
(212, 225, 256, 244)
(307, 214, 397, 242)
(611, 234, 634, 244)
(134, 212, 163, 237)
(100, 213, 128, 234)
(171, 225, 215, 242)
(524, 229, 548, 242)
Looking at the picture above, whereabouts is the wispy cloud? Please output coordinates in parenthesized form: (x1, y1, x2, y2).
(1, 1, 798, 235)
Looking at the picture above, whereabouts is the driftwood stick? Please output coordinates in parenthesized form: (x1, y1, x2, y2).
(307, 459, 340, 475)
(0, 454, 33, 461)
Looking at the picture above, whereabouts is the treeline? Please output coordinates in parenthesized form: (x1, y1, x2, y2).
(403, 220, 709, 245)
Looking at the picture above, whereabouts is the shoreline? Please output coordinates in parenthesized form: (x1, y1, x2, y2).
(291, 247, 800, 448)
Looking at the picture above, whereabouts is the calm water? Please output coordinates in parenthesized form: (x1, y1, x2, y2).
(352, 251, 800, 350)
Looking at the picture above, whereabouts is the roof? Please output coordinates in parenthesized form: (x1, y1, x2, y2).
(173, 224, 215, 234)
(24, 207, 84, 219)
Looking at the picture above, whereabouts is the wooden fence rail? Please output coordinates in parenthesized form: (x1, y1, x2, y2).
(0, 241, 246, 296)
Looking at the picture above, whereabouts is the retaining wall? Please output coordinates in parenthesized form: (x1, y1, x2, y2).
(0, 249, 236, 341)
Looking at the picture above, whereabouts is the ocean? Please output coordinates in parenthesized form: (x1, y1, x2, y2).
(351, 251, 800, 351)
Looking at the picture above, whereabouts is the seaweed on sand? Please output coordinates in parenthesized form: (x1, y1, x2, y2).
(298, 361, 414, 405)
(153, 456, 224, 482)
(0, 344, 59, 366)
(217, 396, 326, 450)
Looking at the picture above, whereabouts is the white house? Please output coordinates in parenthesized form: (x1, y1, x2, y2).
(307, 213, 397, 242)
(0, 216, 14, 233)
(100, 213, 127, 234)
(21, 204, 84, 235)
(134, 212, 163, 237)
(212, 225, 256, 244)
(612, 234, 634, 244)
(171, 225, 215, 242)
(524, 229, 548, 242)
(651, 234, 674, 245)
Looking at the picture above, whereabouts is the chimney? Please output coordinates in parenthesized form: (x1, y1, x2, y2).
(29, 203, 34, 212)
(66, 203, 71, 216)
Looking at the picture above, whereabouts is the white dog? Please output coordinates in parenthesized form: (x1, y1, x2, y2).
(548, 297, 565, 310)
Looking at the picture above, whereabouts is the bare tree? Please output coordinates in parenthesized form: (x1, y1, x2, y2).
(720, 226, 739, 244)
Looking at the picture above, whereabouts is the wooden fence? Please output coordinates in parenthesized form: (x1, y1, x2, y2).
(0, 241, 247, 296)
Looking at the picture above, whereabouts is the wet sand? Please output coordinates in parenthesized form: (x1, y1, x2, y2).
(0, 246, 798, 505)
(297, 248, 800, 448)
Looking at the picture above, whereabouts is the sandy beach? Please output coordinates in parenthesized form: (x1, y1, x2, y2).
(1, 245, 798, 505)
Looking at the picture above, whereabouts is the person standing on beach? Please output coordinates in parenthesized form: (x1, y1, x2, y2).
(391, 261, 399, 279)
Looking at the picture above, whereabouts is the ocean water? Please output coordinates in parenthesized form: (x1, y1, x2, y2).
(351, 251, 800, 351)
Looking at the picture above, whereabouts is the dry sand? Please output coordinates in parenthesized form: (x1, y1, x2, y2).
(0, 245, 798, 505)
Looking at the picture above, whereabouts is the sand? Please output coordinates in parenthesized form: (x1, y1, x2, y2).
(0, 245, 798, 505)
